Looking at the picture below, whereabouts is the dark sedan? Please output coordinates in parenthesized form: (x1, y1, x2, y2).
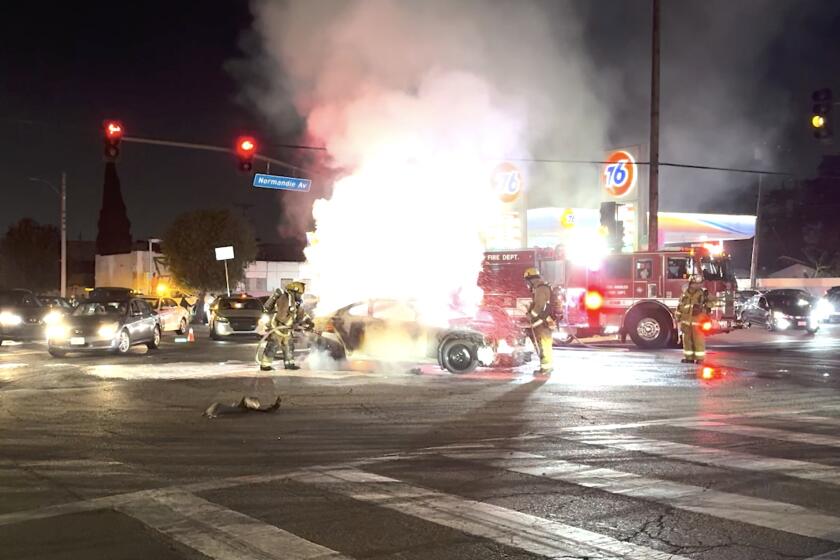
(46, 297, 161, 357)
(740, 289, 819, 334)
(0, 289, 47, 343)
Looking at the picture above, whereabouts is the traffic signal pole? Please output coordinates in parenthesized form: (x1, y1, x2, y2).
(121, 136, 313, 175)
(648, 0, 661, 251)
(749, 174, 762, 289)
(60, 172, 66, 298)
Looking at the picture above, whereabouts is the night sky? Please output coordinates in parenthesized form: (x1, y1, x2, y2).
(2, 0, 839, 244)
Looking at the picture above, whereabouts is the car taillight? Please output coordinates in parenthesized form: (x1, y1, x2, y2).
(584, 291, 604, 311)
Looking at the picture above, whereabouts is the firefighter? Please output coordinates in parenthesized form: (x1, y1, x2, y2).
(524, 267, 554, 376)
(257, 281, 313, 371)
(676, 275, 710, 364)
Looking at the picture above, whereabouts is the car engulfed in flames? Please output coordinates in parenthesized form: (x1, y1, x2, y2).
(310, 299, 532, 374)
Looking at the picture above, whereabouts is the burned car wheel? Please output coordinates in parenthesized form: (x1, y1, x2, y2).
(439, 338, 479, 374)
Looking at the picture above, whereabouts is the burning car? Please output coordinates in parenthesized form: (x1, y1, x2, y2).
(313, 299, 530, 373)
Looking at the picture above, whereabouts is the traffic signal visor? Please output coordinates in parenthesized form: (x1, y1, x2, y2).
(811, 114, 826, 129)
(104, 120, 124, 140)
(236, 136, 257, 156)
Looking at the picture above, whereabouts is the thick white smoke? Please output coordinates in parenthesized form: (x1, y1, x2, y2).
(244, 0, 609, 315)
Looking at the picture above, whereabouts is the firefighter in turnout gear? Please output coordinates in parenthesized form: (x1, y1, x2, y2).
(257, 281, 313, 371)
(676, 275, 711, 364)
(524, 267, 554, 376)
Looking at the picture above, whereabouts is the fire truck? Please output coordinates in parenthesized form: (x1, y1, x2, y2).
(479, 244, 738, 349)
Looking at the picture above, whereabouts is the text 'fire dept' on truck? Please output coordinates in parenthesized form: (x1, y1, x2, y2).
(479, 243, 737, 349)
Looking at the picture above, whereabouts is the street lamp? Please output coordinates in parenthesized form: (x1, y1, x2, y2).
(28, 174, 67, 298)
(148, 238, 162, 294)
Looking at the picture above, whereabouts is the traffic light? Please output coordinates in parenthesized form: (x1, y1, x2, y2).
(235, 136, 257, 172)
(599, 202, 621, 251)
(103, 120, 124, 160)
(811, 88, 832, 140)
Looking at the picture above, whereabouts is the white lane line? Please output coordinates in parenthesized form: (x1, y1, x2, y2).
(668, 420, 840, 449)
(560, 405, 840, 434)
(299, 468, 690, 560)
(560, 432, 840, 485)
(783, 415, 840, 428)
(440, 450, 840, 543)
(119, 491, 349, 560)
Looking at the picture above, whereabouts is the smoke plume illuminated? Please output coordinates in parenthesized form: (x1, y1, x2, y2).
(244, 0, 608, 314)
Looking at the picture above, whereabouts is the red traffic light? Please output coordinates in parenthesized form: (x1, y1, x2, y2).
(236, 136, 257, 156)
(104, 120, 124, 140)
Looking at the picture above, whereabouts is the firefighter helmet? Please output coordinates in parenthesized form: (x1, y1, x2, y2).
(523, 267, 540, 279)
(286, 281, 305, 294)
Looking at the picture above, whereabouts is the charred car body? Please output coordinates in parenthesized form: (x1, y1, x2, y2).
(313, 299, 531, 373)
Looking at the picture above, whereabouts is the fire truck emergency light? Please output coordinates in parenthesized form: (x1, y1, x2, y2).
(584, 290, 604, 311)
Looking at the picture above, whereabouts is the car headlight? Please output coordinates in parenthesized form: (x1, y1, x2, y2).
(97, 322, 119, 338)
(773, 311, 787, 320)
(46, 323, 69, 340)
(216, 316, 229, 323)
(259, 313, 270, 325)
(43, 310, 63, 325)
(0, 312, 23, 327)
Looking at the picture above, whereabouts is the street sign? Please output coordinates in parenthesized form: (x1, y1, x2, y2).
(215, 246, 234, 261)
(253, 174, 311, 192)
(602, 149, 637, 198)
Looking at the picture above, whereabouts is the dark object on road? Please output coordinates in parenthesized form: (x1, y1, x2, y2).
(203, 396, 282, 418)
(46, 296, 161, 357)
(0, 289, 46, 343)
(740, 289, 819, 334)
(87, 287, 136, 300)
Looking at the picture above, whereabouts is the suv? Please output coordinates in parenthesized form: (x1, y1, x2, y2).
(0, 289, 46, 343)
(209, 294, 269, 340)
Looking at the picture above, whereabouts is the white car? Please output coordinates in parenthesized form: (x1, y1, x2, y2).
(142, 297, 190, 334)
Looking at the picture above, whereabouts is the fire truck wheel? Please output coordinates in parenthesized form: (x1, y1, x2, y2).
(626, 308, 673, 349)
(439, 339, 479, 374)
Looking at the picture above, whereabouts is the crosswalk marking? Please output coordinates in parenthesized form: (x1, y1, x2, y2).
(119, 490, 350, 560)
(667, 420, 840, 449)
(559, 432, 840, 485)
(439, 449, 840, 542)
(297, 468, 690, 560)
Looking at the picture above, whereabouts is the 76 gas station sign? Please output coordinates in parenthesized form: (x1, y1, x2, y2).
(602, 149, 638, 199)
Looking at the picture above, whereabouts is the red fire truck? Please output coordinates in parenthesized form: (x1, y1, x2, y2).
(479, 245, 738, 349)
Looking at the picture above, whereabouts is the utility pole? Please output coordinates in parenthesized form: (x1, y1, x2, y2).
(648, 0, 661, 250)
(749, 175, 762, 288)
(60, 172, 67, 298)
(28, 175, 67, 298)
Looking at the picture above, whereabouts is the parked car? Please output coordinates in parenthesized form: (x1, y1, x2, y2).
(142, 296, 190, 334)
(209, 294, 269, 340)
(36, 295, 74, 325)
(86, 287, 137, 300)
(734, 289, 762, 319)
(313, 299, 508, 374)
(817, 286, 840, 323)
(740, 289, 819, 334)
(0, 289, 46, 343)
(46, 296, 161, 356)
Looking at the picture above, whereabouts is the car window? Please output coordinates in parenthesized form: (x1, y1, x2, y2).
(74, 301, 127, 316)
(603, 255, 632, 279)
(139, 300, 153, 314)
(164, 298, 178, 307)
(143, 298, 161, 309)
(635, 259, 653, 281)
(666, 257, 690, 280)
(219, 298, 262, 310)
(346, 303, 368, 317)
(371, 301, 417, 322)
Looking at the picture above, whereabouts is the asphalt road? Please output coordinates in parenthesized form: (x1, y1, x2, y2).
(1, 324, 840, 560)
